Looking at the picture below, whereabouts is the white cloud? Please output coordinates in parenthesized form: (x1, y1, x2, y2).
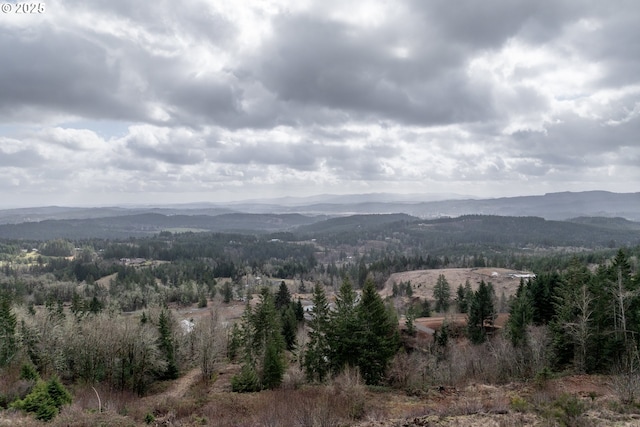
(0, 0, 638, 206)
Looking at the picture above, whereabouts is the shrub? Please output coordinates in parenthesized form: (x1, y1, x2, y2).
(534, 366, 554, 389)
(0, 380, 32, 409)
(198, 295, 208, 308)
(231, 363, 261, 392)
(331, 367, 367, 420)
(510, 395, 528, 412)
(49, 406, 138, 427)
(11, 376, 72, 422)
(20, 363, 39, 381)
(144, 412, 155, 424)
(549, 393, 586, 426)
(612, 371, 640, 405)
(47, 376, 72, 409)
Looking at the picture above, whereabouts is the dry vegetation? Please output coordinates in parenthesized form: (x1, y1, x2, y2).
(0, 377, 630, 426)
(382, 268, 534, 300)
(3, 335, 640, 427)
(2, 254, 639, 426)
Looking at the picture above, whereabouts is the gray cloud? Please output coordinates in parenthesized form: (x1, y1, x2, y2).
(0, 0, 638, 206)
(253, 13, 495, 126)
(0, 26, 142, 123)
(0, 147, 45, 168)
(419, 0, 583, 47)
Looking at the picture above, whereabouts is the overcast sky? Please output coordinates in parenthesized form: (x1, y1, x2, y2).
(1, 0, 639, 207)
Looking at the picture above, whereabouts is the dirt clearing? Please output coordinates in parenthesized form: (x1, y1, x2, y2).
(383, 268, 535, 301)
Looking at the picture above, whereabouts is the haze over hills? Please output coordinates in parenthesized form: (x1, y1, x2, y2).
(1, 191, 636, 224)
(140, 190, 640, 220)
(0, 191, 637, 244)
(223, 191, 640, 220)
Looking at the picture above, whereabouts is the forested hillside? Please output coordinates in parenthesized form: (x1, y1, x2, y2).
(0, 213, 640, 425)
(0, 213, 327, 240)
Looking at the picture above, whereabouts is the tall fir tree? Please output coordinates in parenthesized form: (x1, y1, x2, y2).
(157, 309, 179, 380)
(467, 280, 495, 344)
(275, 281, 291, 311)
(223, 282, 233, 304)
(506, 279, 533, 347)
(529, 273, 559, 325)
(456, 284, 467, 313)
(405, 307, 417, 337)
(358, 259, 368, 288)
(232, 288, 285, 391)
(356, 278, 400, 384)
(281, 305, 298, 351)
(0, 292, 17, 367)
(433, 274, 451, 313)
(326, 278, 361, 374)
(304, 283, 331, 382)
(295, 298, 305, 322)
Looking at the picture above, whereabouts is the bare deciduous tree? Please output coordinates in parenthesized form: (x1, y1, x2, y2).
(194, 306, 225, 382)
(563, 284, 594, 373)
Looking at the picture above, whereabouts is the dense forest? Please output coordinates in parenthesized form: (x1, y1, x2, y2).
(0, 213, 640, 425)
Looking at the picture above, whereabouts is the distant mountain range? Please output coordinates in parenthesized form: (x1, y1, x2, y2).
(0, 191, 637, 240)
(1, 191, 638, 223)
(223, 191, 640, 220)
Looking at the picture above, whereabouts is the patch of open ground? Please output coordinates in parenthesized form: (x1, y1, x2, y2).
(383, 268, 535, 301)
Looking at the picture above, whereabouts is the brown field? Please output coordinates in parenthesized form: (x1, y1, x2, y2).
(383, 268, 535, 300)
(415, 313, 509, 330)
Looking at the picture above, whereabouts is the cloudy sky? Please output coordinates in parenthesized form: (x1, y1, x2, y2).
(1, 0, 639, 207)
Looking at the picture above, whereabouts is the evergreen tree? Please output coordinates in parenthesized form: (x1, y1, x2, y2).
(232, 288, 285, 391)
(88, 295, 103, 314)
(433, 274, 451, 313)
(157, 309, 179, 380)
(281, 305, 298, 351)
(436, 323, 449, 348)
(550, 258, 594, 372)
(456, 284, 467, 313)
(529, 273, 559, 325)
(227, 323, 242, 361)
(223, 282, 233, 304)
(419, 298, 431, 317)
(70, 292, 85, 317)
(0, 291, 17, 367)
(304, 283, 331, 382)
(295, 298, 305, 322)
(357, 278, 400, 384)
(464, 279, 473, 312)
(606, 249, 635, 353)
(506, 280, 533, 347)
(46, 376, 72, 410)
(251, 289, 284, 355)
(358, 259, 368, 288)
(467, 280, 495, 344)
(326, 278, 361, 373)
(405, 307, 417, 337)
(262, 338, 285, 389)
(11, 376, 71, 422)
(498, 290, 508, 313)
(405, 282, 413, 297)
(231, 362, 260, 392)
(275, 281, 291, 311)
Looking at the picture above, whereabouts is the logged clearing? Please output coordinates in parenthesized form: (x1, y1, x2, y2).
(383, 268, 535, 300)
